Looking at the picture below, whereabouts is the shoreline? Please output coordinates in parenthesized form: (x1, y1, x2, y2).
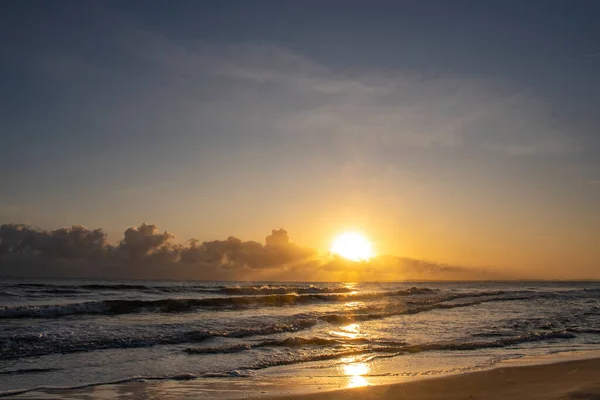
(261, 352, 600, 400)
(7, 351, 600, 399)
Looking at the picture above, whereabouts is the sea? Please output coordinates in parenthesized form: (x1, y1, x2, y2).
(1, 279, 600, 398)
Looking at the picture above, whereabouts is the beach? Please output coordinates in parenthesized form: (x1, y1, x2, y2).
(2, 280, 600, 399)
(263, 356, 600, 400)
(6, 353, 600, 399)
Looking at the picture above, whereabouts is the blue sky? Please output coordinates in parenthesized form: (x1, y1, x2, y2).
(1, 0, 599, 275)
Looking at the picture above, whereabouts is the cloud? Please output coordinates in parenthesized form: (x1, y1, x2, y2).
(180, 229, 316, 271)
(0, 224, 109, 261)
(200, 43, 578, 156)
(43, 31, 580, 161)
(118, 223, 176, 262)
(0, 222, 489, 281)
(315, 254, 491, 282)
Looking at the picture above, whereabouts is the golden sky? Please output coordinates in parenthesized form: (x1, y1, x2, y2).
(2, 3, 599, 280)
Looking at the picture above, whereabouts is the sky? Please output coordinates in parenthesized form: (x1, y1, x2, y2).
(1, 1, 599, 280)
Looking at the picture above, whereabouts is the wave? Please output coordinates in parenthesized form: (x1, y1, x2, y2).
(252, 330, 577, 368)
(200, 370, 255, 378)
(8, 282, 214, 293)
(0, 296, 324, 318)
(0, 368, 61, 376)
(0, 329, 577, 398)
(4, 330, 576, 393)
(1, 316, 319, 359)
(0, 373, 198, 398)
(12, 283, 151, 290)
(7, 282, 439, 296)
(566, 327, 600, 334)
(4, 295, 520, 359)
(185, 336, 399, 355)
(215, 285, 354, 295)
(8, 298, 477, 359)
(248, 348, 396, 370)
(12, 283, 56, 288)
(1, 292, 537, 359)
(266, 336, 372, 347)
(7, 283, 360, 295)
(12, 283, 162, 293)
(183, 330, 577, 370)
(318, 295, 532, 324)
(81, 284, 150, 290)
(10, 283, 524, 308)
(0, 301, 111, 319)
(404, 330, 576, 353)
(0, 289, 530, 320)
(25, 288, 84, 295)
(215, 286, 437, 296)
(0, 288, 440, 319)
(2, 299, 579, 359)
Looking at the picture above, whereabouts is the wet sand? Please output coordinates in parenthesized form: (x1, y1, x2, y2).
(263, 357, 600, 400)
(8, 355, 600, 399)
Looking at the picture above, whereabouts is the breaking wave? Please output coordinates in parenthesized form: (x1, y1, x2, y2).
(0, 327, 579, 397)
(2, 294, 533, 359)
(0, 373, 198, 398)
(185, 330, 577, 369)
(7, 283, 365, 295)
(0, 316, 319, 359)
(0, 287, 445, 319)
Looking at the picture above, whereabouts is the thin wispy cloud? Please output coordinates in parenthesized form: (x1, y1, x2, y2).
(41, 27, 580, 160)
(75, 9, 592, 167)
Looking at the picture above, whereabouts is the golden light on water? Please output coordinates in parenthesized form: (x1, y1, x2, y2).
(330, 232, 374, 261)
(344, 362, 369, 376)
(330, 323, 362, 339)
(342, 356, 370, 388)
(331, 322, 371, 388)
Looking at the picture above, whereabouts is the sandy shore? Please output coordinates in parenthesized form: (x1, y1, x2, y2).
(262, 358, 600, 400)
(8, 355, 600, 399)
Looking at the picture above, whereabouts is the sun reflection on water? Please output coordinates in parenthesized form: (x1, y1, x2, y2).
(330, 307, 370, 388)
(343, 301, 363, 309)
(342, 356, 370, 388)
(331, 323, 362, 339)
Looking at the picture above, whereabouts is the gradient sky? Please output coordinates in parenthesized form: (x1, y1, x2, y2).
(1, 0, 599, 278)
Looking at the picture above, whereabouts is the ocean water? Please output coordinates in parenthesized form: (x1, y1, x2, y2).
(1, 279, 600, 398)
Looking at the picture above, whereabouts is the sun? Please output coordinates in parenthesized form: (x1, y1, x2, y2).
(330, 232, 374, 262)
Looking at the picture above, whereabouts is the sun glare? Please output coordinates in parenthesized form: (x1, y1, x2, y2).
(330, 232, 373, 261)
